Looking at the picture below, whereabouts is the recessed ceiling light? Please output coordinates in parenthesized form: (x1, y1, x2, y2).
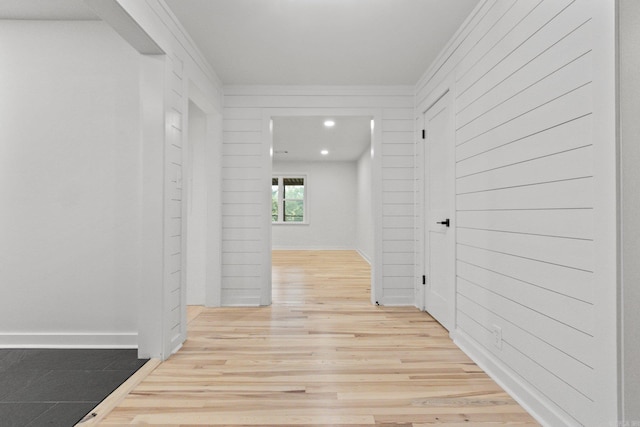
(321, 149, 329, 155)
(324, 120, 335, 127)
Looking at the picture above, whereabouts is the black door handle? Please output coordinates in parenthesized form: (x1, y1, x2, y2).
(436, 218, 450, 227)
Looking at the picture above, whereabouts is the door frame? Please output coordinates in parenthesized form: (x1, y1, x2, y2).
(182, 80, 224, 325)
(262, 107, 384, 306)
(416, 80, 457, 335)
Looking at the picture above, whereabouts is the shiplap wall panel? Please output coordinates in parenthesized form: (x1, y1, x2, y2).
(221, 204, 263, 217)
(222, 88, 414, 306)
(456, 87, 592, 162)
(222, 289, 263, 306)
(457, 177, 593, 211)
(222, 214, 262, 228)
(456, 25, 591, 126)
(379, 102, 414, 304)
(457, 228, 593, 272)
(415, 1, 602, 424)
(457, 296, 594, 399)
(454, 0, 529, 84)
(455, 1, 577, 93)
(222, 252, 262, 265)
(456, 146, 593, 195)
(222, 143, 262, 156)
(457, 279, 593, 369)
(223, 131, 262, 144)
(457, 243, 593, 303)
(415, 0, 501, 102)
(456, 308, 593, 419)
(456, 114, 592, 178)
(456, 261, 593, 335)
(457, 50, 591, 137)
(383, 108, 414, 120)
(456, 208, 593, 240)
(223, 119, 263, 132)
(224, 95, 412, 109)
(382, 143, 414, 157)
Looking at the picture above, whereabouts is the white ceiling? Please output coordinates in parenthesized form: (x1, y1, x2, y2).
(2, 0, 479, 161)
(273, 116, 371, 162)
(0, 0, 480, 85)
(164, 0, 480, 85)
(0, 0, 98, 20)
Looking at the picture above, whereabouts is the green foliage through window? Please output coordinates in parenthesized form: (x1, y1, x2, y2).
(272, 176, 305, 223)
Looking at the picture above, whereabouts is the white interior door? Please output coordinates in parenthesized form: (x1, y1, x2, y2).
(423, 91, 455, 332)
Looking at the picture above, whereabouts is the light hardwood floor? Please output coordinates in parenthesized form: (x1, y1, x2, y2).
(100, 250, 539, 426)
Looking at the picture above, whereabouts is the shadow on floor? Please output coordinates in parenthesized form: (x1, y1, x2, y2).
(0, 349, 147, 427)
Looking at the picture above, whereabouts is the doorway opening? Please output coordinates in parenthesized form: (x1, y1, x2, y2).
(268, 114, 378, 305)
(185, 100, 207, 307)
(183, 84, 223, 314)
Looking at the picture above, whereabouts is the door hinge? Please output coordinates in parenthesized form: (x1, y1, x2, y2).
(422, 129, 426, 139)
(422, 275, 426, 285)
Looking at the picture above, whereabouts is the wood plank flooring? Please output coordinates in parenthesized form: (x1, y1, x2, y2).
(100, 250, 539, 426)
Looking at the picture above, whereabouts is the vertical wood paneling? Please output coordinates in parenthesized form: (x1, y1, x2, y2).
(414, 1, 608, 425)
(222, 88, 414, 306)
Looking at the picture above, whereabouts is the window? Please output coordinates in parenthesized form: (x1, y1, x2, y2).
(272, 176, 305, 223)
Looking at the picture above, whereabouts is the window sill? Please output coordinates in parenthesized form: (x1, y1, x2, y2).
(272, 222, 309, 226)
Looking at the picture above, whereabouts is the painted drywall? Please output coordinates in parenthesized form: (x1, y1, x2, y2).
(272, 161, 357, 250)
(186, 101, 207, 305)
(0, 21, 140, 346)
(356, 148, 374, 263)
(414, 1, 618, 425)
(619, 0, 640, 422)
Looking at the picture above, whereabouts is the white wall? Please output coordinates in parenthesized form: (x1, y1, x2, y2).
(414, 1, 617, 425)
(272, 161, 356, 250)
(619, 0, 640, 422)
(222, 86, 414, 306)
(356, 149, 374, 263)
(0, 21, 140, 347)
(186, 101, 207, 304)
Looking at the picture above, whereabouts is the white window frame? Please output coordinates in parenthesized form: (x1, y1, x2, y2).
(272, 175, 307, 224)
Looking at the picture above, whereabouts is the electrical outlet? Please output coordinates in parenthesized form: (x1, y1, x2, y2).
(492, 325, 502, 350)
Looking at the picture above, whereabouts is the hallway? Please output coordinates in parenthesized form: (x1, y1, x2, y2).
(100, 251, 537, 425)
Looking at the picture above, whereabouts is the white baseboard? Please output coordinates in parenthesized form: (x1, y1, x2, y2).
(454, 329, 577, 427)
(0, 332, 137, 348)
(356, 248, 372, 265)
(272, 246, 355, 251)
(378, 296, 413, 306)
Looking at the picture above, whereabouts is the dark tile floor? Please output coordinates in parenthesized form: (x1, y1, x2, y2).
(0, 349, 148, 427)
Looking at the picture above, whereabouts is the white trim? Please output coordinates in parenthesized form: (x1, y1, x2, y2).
(455, 330, 576, 427)
(263, 107, 384, 307)
(188, 80, 223, 309)
(590, 0, 620, 423)
(379, 297, 414, 306)
(414, 0, 491, 94)
(371, 111, 384, 306)
(273, 246, 356, 251)
(0, 333, 138, 349)
(356, 248, 372, 265)
(224, 85, 415, 97)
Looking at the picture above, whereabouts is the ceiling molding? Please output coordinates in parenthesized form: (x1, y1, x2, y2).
(223, 85, 415, 97)
(415, 0, 489, 95)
